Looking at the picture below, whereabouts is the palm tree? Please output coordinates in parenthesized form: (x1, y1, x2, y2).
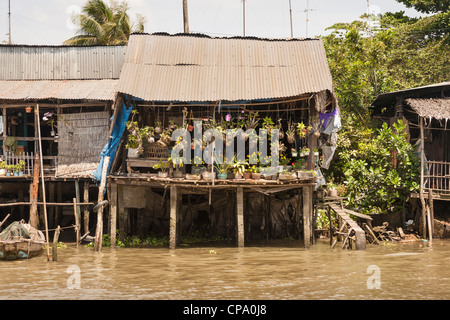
(64, 0, 145, 45)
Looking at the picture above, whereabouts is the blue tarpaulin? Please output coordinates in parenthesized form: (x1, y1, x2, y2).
(93, 101, 133, 183)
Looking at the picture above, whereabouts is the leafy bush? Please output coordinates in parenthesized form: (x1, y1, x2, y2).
(327, 120, 419, 215)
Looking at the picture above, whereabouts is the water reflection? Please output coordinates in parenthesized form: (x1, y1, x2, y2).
(1, 239, 449, 300)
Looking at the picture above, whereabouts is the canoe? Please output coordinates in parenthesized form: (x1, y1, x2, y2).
(0, 220, 45, 260)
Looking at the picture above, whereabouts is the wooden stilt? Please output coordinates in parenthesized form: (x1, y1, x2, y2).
(118, 184, 125, 242)
(236, 187, 244, 248)
(428, 189, 434, 240)
(73, 198, 80, 246)
(169, 185, 178, 249)
(94, 156, 110, 252)
(83, 181, 90, 235)
(109, 182, 118, 248)
(302, 186, 312, 249)
(29, 154, 40, 228)
(52, 225, 60, 261)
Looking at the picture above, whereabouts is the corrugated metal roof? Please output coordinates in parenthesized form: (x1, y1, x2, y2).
(0, 79, 118, 101)
(118, 33, 334, 102)
(0, 45, 126, 80)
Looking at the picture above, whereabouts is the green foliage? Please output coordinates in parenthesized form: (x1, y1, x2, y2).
(395, 0, 449, 13)
(333, 120, 419, 215)
(64, 0, 145, 45)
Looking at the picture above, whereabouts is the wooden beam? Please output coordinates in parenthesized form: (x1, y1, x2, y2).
(94, 156, 110, 252)
(236, 187, 244, 248)
(328, 203, 366, 250)
(109, 182, 118, 248)
(169, 185, 178, 249)
(302, 185, 312, 249)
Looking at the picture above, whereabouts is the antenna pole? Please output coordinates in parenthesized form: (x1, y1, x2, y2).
(183, 0, 189, 33)
(8, 0, 11, 44)
(305, 0, 309, 38)
(243, 0, 246, 37)
(289, 0, 293, 38)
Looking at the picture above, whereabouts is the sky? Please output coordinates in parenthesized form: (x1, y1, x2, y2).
(0, 0, 427, 45)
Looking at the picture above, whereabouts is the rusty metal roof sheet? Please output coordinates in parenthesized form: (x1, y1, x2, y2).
(0, 45, 126, 80)
(118, 33, 334, 102)
(0, 79, 118, 101)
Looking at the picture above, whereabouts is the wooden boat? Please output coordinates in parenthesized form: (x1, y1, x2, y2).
(0, 220, 45, 260)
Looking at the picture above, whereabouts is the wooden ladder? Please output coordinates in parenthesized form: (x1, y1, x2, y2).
(328, 203, 367, 250)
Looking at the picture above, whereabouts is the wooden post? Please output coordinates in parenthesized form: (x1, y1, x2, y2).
(52, 225, 60, 261)
(182, 0, 189, 33)
(83, 181, 90, 235)
(74, 180, 81, 241)
(36, 104, 51, 262)
(109, 182, 118, 248)
(428, 189, 434, 239)
(118, 184, 125, 242)
(169, 185, 178, 249)
(73, 198, 80, 246)
(29, 153, 40, 228)
(302, 185, 312, 249)
(419, 116, 427, 238)
(236, 187, 244, 248)
(94, 156, 110, 252)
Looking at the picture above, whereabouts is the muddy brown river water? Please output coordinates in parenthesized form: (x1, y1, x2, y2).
(1, 239, 450, 300)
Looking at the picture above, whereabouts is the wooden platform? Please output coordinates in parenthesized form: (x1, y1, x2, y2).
(328, 203, 367, 250)
(108, 174, 316, 250)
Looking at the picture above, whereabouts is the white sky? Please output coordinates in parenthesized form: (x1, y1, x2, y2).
(0, 0, 426, 45)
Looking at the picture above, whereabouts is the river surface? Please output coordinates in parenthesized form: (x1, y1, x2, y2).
(1, 239, 450, 300)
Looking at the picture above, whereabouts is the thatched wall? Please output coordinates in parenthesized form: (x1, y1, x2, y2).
(57, 111, 109, 178)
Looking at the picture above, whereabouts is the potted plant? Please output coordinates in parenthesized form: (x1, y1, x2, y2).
(154, 121, 163, 134)
(279, 168, 297, 180)
(296, 122, 311, 139)
(245, 112, 259, 130)
(327, 181, 338, 197)
(231, 159, 247, 179)
(0, 161, 6, 176)
(298, 169, 315, 179)
(300, 147, 310, 157)
(6, 164, 14, 176)
(291, 148, 298, 158)
(286, 121, 296, 144)
(292, 158, 306, 172)
(152, 159, 171, 178)
(251, 166, 261, 180)
(15, 160, 24, 176)
(202, 166, 216, 181)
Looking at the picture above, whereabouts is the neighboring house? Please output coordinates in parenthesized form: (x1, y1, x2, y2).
(371, 81, 450, 238)
(0, 44, 126, 233)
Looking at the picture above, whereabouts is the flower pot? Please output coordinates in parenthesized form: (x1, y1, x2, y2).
(187, 125, 194, 132)
(186, 173, 201, 180)
(234, 173, 243, 179)
(217, 173, 228, 180)
(292, 152, 298, 157)
(251, 173, 261, 180)
(202, 171, 216, 181)
(173, 170, 184, 178)
(14, 171, 19, 176)
(25, 107, 33, 113)
(328, 188, 338, 197)
(6, 171, 11, 177)
(157, 171, 169, 178)
(243, 172, 252, 180)
(298, 170, 314, 179)
(127, 148, 139, 159)
(18, 171, 23, 176)
(279, 172, 296, 180)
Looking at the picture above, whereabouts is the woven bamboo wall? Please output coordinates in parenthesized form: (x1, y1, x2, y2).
(57, 111, 109, 178)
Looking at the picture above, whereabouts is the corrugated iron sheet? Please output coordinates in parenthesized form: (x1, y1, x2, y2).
(0, 79, 118, 101)
(118, 33, 334, 102)
(0, 45, 126, 80)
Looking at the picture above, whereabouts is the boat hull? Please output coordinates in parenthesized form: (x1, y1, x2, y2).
(0, 240, 44, 260)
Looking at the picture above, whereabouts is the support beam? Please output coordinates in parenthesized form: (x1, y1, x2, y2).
(236, 187, 244, 248)
(109, 182, 118, 248)
(302, 186, 312, 249)
(94, 156, 110, 252)
(169, 185, 179, 249)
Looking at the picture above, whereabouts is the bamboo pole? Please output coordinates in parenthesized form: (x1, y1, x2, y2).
(36, 104, 51, 262)
(94, 156, 110, 252)
(52, 225, 60, 261)
(73, 198, 80, 247)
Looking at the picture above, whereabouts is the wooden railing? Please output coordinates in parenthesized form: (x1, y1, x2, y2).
(424, 161, 450, 193)
(3, 151, 35, 176)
